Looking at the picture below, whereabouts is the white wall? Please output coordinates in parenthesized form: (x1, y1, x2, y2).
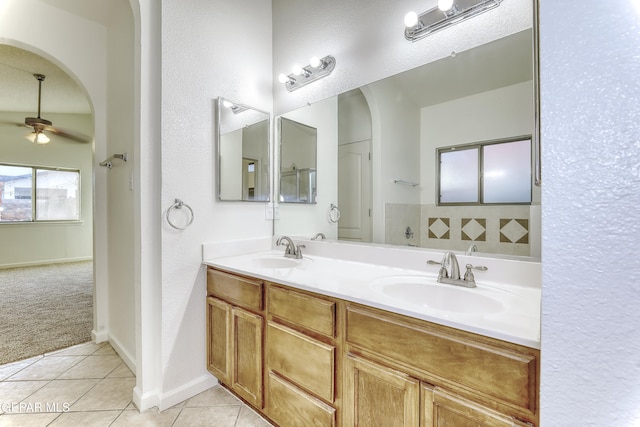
(158, 0, 272, 409)
(540, 0, 640, 424)
(0, 112, 93, 267)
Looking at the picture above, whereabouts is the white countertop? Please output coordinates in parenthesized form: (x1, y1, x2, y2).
(203, 244, 541, 349)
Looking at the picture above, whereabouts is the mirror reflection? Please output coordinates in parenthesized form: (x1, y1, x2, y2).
(275, 27, 540, 259)
(279, 117, 317, 204)
(217, 97, 270, 202)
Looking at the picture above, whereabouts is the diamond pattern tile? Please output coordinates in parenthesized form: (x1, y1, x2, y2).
(500, 218, 529, 244)
(428, 218, 450, 239)
(461, 218, 486, 241)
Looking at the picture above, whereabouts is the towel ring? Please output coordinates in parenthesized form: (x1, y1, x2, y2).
(328, 203, 341, 223)
(166, 198, 194, 230)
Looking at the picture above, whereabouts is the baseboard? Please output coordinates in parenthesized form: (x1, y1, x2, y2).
(158, 374, 219, 411)
(0, 257, 93, 269)
(108, 335, 137, 376)
(133, 385, 160, 412)
(91, 329, 109, 343)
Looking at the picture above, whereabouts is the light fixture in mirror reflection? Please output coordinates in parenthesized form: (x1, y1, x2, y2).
(278, 117, 318, 204)
(274, 27, 540, 260)
(216, 97, 270, 202)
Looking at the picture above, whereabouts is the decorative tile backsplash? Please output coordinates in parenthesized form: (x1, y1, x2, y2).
(428, 218, 450, 239)
(385, 203, 535, 256)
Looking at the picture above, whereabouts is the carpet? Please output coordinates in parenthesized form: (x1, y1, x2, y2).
(0, 261, 93, 365)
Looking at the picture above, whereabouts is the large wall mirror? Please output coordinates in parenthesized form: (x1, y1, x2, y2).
(274, 2, 540, 260)
(217, 97, 270, 202)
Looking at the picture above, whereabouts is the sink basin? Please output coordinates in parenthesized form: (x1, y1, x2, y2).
(369, 276, 504, 314)
(252, 256, 302, 269)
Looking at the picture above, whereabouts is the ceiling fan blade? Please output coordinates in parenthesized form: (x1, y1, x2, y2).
(46, 126, 92, 143)
(0, 121, 27, 127)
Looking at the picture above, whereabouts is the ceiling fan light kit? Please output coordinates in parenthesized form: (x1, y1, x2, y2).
(9, 73, 92, 145)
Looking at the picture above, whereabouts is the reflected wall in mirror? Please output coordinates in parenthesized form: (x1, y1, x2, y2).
(279, 117, 317, 204)
(275, 17, 540, 259)
(216, 97, 270, 202)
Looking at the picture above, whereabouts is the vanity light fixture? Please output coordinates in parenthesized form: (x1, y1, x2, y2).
(278, 55, 336, 92)
(404, 0, 502, 42)
(222, 99, 248, 114)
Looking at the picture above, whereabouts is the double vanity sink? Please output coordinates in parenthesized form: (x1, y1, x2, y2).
(204, 242, 541, 349)
(203, 239, 542, 426)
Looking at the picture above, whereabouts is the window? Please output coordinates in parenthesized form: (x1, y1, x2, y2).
(437, 137, 532, 205)
(0, 164, 80, 222)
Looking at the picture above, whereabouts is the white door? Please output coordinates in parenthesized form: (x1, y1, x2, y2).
(338, 140, 372, 242)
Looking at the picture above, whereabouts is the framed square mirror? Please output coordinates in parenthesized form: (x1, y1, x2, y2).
(216, 97, 270, 202)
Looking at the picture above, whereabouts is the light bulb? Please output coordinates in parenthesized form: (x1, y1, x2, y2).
(278, 73, 290, 83)
(404, 11, 419, 27)
(438, 0, 454, 11)
(222, 100, 233, 108)
(26, 131, 50, 144)
(292, 64, 303, 75)
(309, 56, 322, 68)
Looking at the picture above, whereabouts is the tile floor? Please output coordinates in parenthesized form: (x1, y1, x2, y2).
(0, 341, 272, 427)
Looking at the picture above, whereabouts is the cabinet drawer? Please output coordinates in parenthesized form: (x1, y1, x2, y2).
(265, 371, 336, 427)
(346, 305, 537, 413)
(266, 322, 335, 402)
(268, 285, 336, 338)
(207, 268, 263, 311)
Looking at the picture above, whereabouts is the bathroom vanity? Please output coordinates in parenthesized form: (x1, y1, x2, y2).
(204, 240, 540, 427)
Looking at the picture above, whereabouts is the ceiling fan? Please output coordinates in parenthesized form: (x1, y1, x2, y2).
(7, 73, 91, 144)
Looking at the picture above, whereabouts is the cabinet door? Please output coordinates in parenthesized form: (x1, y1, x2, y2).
(343, 354, 420, 427)
(422, 385, 528, 427)
(232, 306, 263, 408)
(207, 297, 232, 383)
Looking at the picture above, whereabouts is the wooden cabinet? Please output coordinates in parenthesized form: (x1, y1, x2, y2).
(423, 385, 530, 427)
(206, 270, 264, 408)
(206, 267, 539, 427)
(343, 354, 420, 427)
(344, 304, 539, 426)
(264, 285, 339, 427)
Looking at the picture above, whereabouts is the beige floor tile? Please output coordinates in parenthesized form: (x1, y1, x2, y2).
(0, 381, 49, 412)
(92, 344, 116, 356)
(173, 406, 241, 427)
(46, 342, 105, 357)
(184, 385, 241, 407)
(7, 356, 85, 381)
(106, 362, 134, 378)
(69, 377, 135, 411)
(46, 410, 120, 427)
(0, 412, 59, 426)
(236, 406, 273, 427)
(0, 356, 42, 381)
(57, 355, 123, 379)
(110, 407, 181, 427)
(20, 379, 100, 411)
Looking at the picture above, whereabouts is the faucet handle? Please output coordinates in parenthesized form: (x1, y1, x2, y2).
(427, 259, 449, 279)
(463, 264, 488, 283)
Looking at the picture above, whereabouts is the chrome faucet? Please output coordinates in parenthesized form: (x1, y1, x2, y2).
(311, 232, 326, 240)
(427, 251, 487, 288)
(275, 236, 305, 259)
(466, 244, 478, 256)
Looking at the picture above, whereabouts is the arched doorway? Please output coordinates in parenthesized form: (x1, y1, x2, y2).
(0, 43, 95, 364)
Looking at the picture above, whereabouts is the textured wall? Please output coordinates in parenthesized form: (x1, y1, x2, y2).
(160, 0, 273, 398)
(540, 0, 640, 424)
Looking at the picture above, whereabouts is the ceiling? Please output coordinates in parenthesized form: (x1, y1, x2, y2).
(0, 43, 91, 115)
